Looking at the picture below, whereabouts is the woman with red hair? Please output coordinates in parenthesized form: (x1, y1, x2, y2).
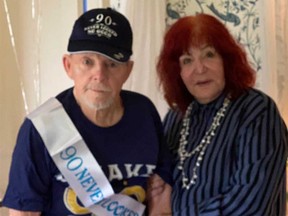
(156, 13, 288, 215)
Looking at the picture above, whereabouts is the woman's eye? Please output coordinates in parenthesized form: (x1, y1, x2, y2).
(206, 50, 215, 58)
(179, 56, 193, 66)
(184, 58, 192, 64)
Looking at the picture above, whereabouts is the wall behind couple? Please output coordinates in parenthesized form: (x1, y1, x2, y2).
(0, 0, 287, 214)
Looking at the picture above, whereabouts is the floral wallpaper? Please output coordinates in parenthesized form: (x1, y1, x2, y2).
(165, 0, 261, 72)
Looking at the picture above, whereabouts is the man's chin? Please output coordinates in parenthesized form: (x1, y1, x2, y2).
(87, 100, 114, 111)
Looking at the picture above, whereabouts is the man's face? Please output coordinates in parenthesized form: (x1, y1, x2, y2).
(63, 53, 133, 110)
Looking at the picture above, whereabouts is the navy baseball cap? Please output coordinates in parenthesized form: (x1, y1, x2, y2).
(68, 8, 133, 62)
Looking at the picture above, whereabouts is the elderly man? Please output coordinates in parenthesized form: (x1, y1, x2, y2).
(3, 8, 172, 216)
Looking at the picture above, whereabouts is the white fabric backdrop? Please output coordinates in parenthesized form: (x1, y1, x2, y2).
(110, 0, 169, 117)
(275, 0, 288, 123)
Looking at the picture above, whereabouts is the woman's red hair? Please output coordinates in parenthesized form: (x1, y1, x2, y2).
(157, 13, 256, 113)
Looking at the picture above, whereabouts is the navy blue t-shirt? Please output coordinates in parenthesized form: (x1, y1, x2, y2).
(3, 88, 172, 215)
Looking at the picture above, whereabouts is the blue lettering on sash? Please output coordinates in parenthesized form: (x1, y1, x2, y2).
(75, 169, 104, 202)
(60, 146, 104, 203)
(60, 146, 139, 215)
(96, 198, 139, 216)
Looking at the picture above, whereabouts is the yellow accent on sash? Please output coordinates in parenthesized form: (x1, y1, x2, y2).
(121, 186, 146, 203)
(64, 187, 90, 215)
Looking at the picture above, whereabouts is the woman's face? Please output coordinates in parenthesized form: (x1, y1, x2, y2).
(179, 45, 225, 104)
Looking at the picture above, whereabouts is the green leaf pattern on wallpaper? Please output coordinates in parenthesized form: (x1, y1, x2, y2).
(166, 0, 261, 72)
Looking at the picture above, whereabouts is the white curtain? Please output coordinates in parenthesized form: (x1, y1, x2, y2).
(275, 0, 288, 124)
(259, 0, 288, 124)
(110, 0, 169, 118)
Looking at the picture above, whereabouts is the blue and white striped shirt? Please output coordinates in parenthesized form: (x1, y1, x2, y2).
(163, 89, 288, 216)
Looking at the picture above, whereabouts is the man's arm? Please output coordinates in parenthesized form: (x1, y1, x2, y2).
(9, 209, 41, 216)
(147, 174, 172, 216)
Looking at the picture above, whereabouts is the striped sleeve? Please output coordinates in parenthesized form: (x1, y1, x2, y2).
(199, 92, 288, 215)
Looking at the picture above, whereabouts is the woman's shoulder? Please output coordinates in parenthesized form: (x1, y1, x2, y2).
(230, 88, 282, 123)
(236, 88, 277, 109)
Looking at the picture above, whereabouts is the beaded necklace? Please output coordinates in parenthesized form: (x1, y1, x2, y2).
(178, 97, 230, 189)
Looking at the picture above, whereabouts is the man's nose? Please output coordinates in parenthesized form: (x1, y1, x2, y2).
(92, 63, 107, 81)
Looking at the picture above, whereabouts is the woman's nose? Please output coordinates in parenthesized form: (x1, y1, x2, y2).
(193, 58, 205, 74)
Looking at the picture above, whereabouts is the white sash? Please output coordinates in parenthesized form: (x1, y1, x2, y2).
(27, 97, 145, 216)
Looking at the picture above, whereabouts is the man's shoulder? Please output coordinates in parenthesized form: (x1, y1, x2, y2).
(121, 90, 154, 106)
(55, 87, 74, 103)
(121, 89, 149, 99)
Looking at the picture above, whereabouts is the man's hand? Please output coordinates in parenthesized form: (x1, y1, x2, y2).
(147, 174, 172, 216)
(9, 209, 41, 216)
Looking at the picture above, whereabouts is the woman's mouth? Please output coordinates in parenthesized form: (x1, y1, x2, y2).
(196, 80, 212, 86)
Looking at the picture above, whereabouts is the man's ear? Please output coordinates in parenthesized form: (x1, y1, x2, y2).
(62, 54, 73, 79)
(128, 60, 134, 72)
(124, 60, 134, 81)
